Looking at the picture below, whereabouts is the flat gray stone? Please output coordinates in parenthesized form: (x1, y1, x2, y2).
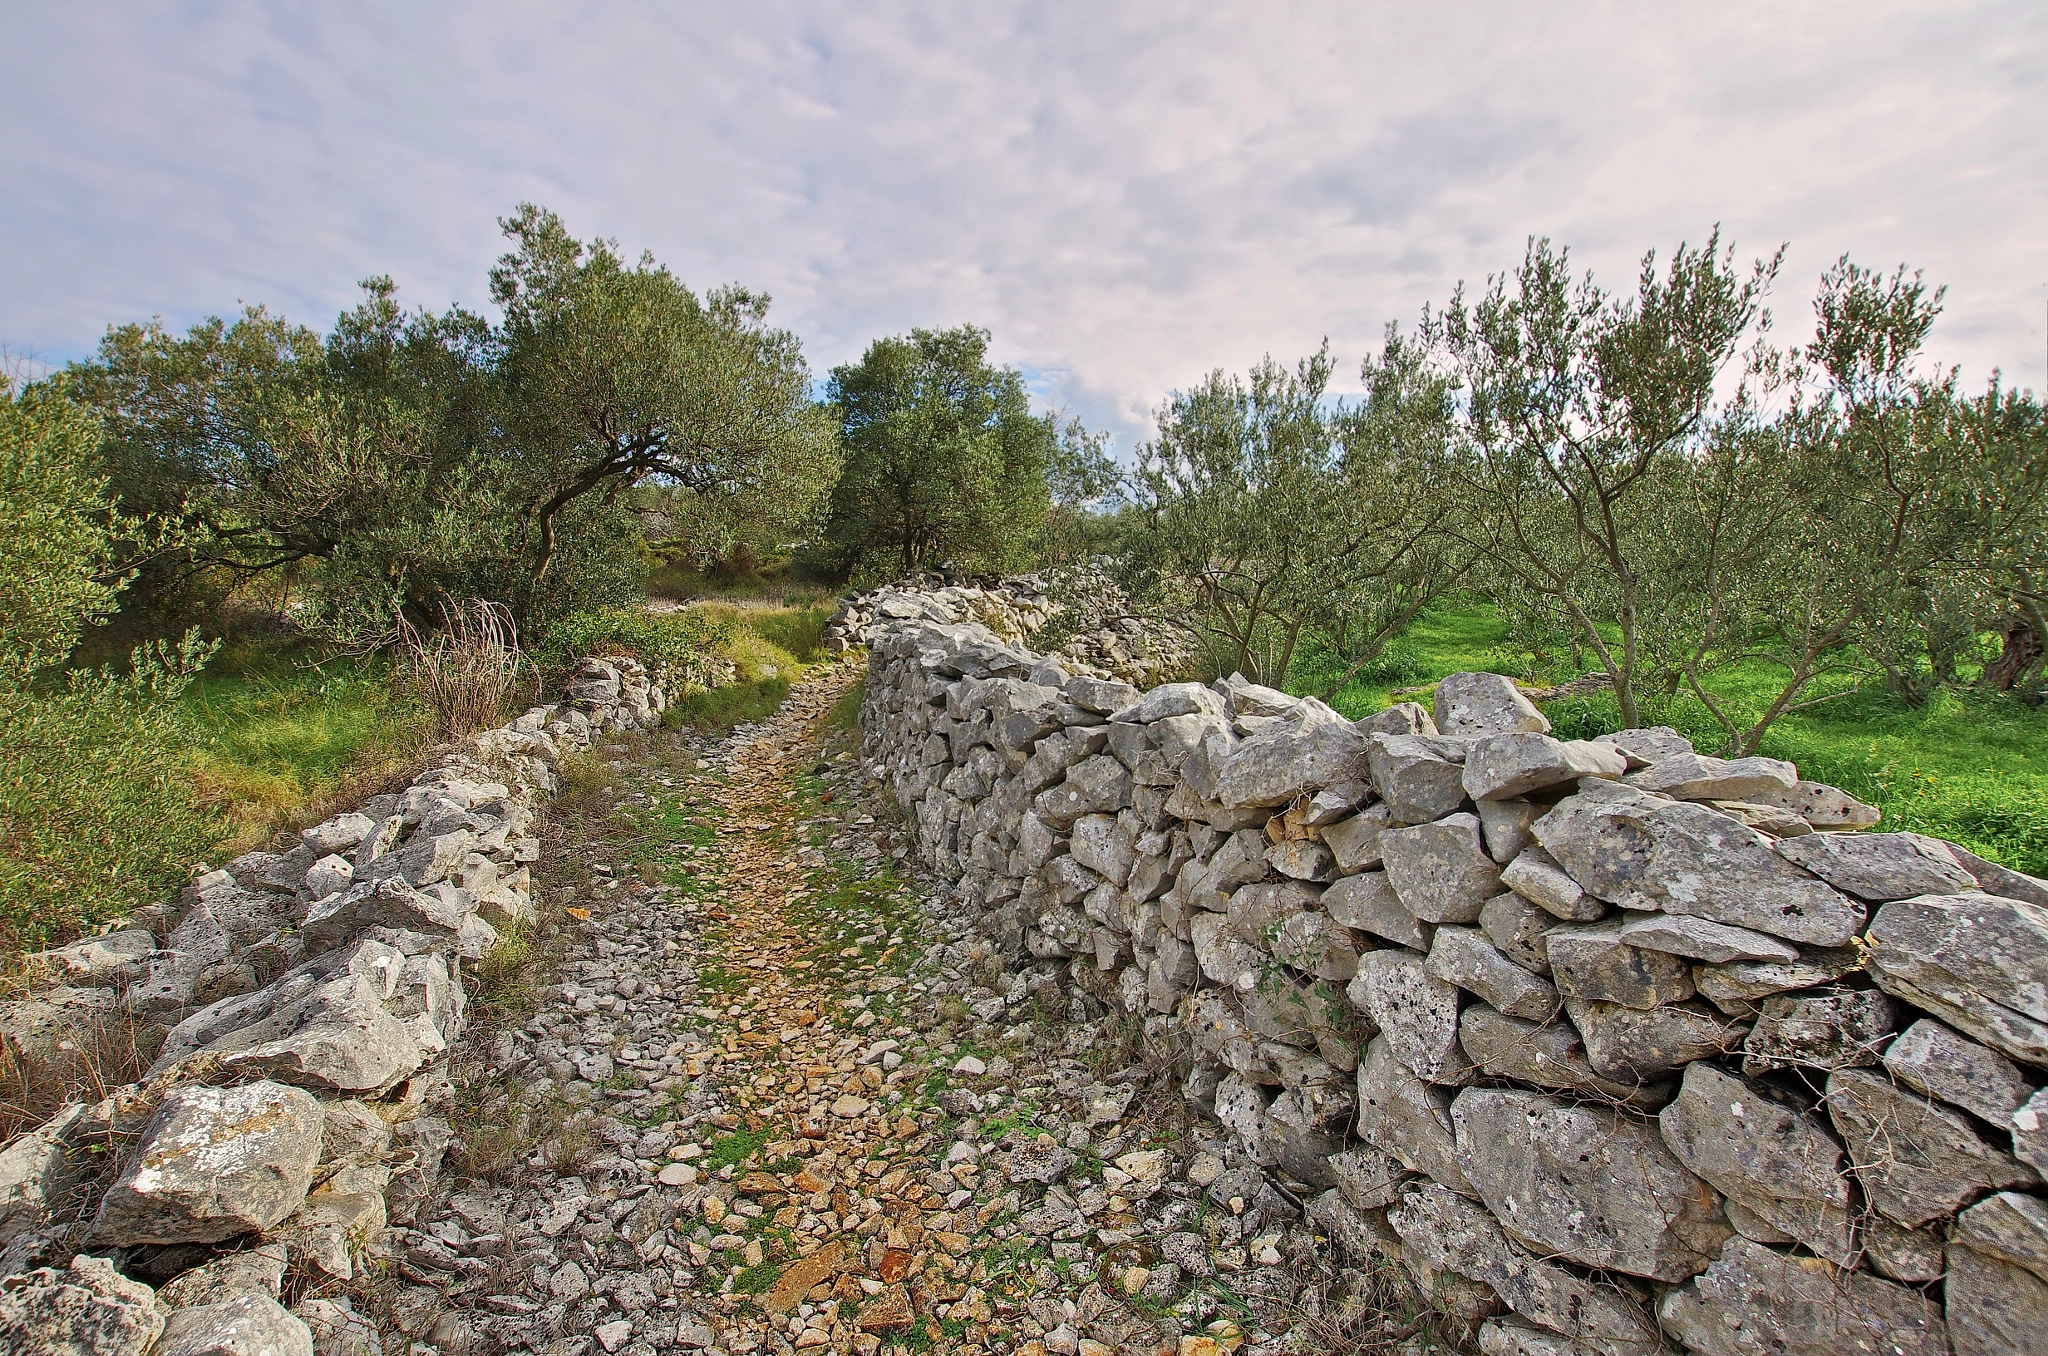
(1827, 1067, 2037, 1226)
(154, 1292, 312, 1356)
(1323, 871, 1429, 950)
(1365, 733, 1470, 825)
(1743, 778, 1882, 830)
(1463, 733, 1625, 802)
(1451, 1088, 1729, 1282)
(1625, 799, 1867, 946)
(1946, 1242, 2048, 1356)
(1546, 919, 1694, 1009)
(1434, 672, 1550, 738)
(1189, 913, 1262, 991)
(1322, 802, 1393, 874)
(1265, 837, 1335, 881)
(0, 1104, 85, 1246)
(1426, 927, 1559, 1022)
(1867, 892, 2048, 1067)
(1327, 1146, 1414, 1211)
(89, 1081, 322, 1246)
(1478, 1320, 1609, 1356)
(1658, 1236, 1947, 1356)
(1457, 1005, 1670, 1106)
(1478, 891, 1559, 975)
(1033, 754, 1132, 828)
(1108, 681, 1226, 725)
(1389, 1182, 1662, 1356)
(0, 1254, 164, 1356)
(155, 1244, 288, 1307)
(1658, 1062, 1855, 1265)
(1357, 701, 1436, 737)
(1381, 813, 1501, 925)
(1499, 846, 1604, 921)
(1614, 913, 1796, 964)
(1347, 949, 1469, 1084)
(1777, 831, 1978, 901)
(1956, 1191, 2048, 1283)
(1353, 1036, 1472, 1195)
(1861, 1216, 1948, 1284)
(299, 877, 465, 953)
(1945, 843, 2048, 909)
(1693, 947, 1861, 1007)
(1740, 986, 1897, 1074)
(1623, 751, 1797, 801)
(1565, 998, 1749, 1081)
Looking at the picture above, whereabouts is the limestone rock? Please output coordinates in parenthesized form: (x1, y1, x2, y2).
(1545, 919, 1694, 1009)
(1826, 1067, 2038, 1227)
(1323, 871, 1428, 950)
(1658, 1062, 1855, 1265)
(1265, 837, 1334, 881)
(1477, 798, 1543, 864)
(156, 1244, 288, 1306)
(1478, 891, 1559, 975)
(1742, 777, 1882, 830)
(155, 1292, 313, 1356)
(1946, 1242, 2048, 1356)
(1623, 751, 1797, 802)
(0, 1254, 164, 1356)
(1613, 913, 1796, 964)
(1347, 949, 1469, 1084)
(1451, 1088, 1729, 1281)
(299, 878, 465, 954)
(1479, 1320, 1610, 1356)
(1108, 682, 1225, 726)
(1527, 784, 1661, 906)
(30, 930, 155, 986)
(0, 1104, 85, 1245)
(1457, 1005, 1669, 1106)
(1956, 1191, 2048, 1283)
(1328, 1146, 1414, 1211)
(301, 812, 377, 856)
(1499, 846, 1604, 921)
(1740, 986, 1896, 1074)
(1353, 1037, 1472, 1195)
(1565, 998, 1749, 1082)
(1658, 1236, 1947, 1356)
(1776, 830, 1978, 900)
(1945, 844, 2048, 909)
(90, 1080, 322, 1245)
(1322, 802, 1394, 874)
(1693, 947, 1861, 1007)
(2018, 1088, 2048, 1175)
(1033, 755, 1132, 829)
(1624, 799, 1866, 946)
(1389, 1182, 1662, 1356)
(1866, 892, 2048, 1067)
(1426, 927, 1560, 1022)
(1381, 813, 1501, 925)
(1462, 733, 1625, 802)
(1434, 673, 1549, 738)
(1365, 734, 1470, 825)
(1214, 708, 1366, 808)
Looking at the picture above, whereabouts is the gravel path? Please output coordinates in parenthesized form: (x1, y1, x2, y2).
(397, 663, 1355, 1356)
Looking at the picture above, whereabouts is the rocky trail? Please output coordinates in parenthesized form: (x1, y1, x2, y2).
(404, 662, 1334, 1356)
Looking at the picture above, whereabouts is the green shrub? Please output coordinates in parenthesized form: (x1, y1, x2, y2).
(534, 607, 738, 690)
(0, 388, 220, 948)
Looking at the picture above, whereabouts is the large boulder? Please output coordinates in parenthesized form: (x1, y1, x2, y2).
(1433, 673, 1549, 738)
(1866, 892, 2048, 1067)
(89, 1081, 323, 1246)
(1658, 1236, 1948, 1356)
(1657, 1062, 1855, 1265)
(1450, 1088, 1729, 1281)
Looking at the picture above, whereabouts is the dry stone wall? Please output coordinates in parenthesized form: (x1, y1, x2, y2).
(858, 612, 2048, 1356)
(0, 657, 669, 1356)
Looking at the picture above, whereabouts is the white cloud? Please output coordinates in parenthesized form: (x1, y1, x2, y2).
(5, 1, 2045, 449)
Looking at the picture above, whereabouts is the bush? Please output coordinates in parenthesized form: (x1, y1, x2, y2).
(534, 607, 738, 691)
(0, 387, 220, 948)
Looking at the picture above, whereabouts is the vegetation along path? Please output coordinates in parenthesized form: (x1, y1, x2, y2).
(429, 662, 1322, 1356)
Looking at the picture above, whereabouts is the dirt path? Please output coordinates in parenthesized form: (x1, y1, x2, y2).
(405, 663, 1308, 1356)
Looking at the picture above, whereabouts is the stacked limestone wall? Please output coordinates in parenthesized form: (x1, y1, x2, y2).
(0, 657, 669, 1354)
(858, 613, 2048, 1356)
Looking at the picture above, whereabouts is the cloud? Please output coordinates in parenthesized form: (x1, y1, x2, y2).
(5, 1, 2045, 450)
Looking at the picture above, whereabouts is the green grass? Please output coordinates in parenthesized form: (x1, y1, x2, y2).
(1292, 599, 2048, 875)
(178, 635, 428, 852)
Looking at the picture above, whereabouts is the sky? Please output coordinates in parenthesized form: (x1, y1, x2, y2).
(5, 2, 2047, 452)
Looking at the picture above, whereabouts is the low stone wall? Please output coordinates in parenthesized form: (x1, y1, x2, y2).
(0, 656, 668, 1355)
(858, 613, 2048, 1356)
(824, 568, 1191, 689)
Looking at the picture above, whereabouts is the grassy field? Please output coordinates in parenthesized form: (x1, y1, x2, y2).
(1289, 600, 2048, 876)
(178, 636, 432, 855)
